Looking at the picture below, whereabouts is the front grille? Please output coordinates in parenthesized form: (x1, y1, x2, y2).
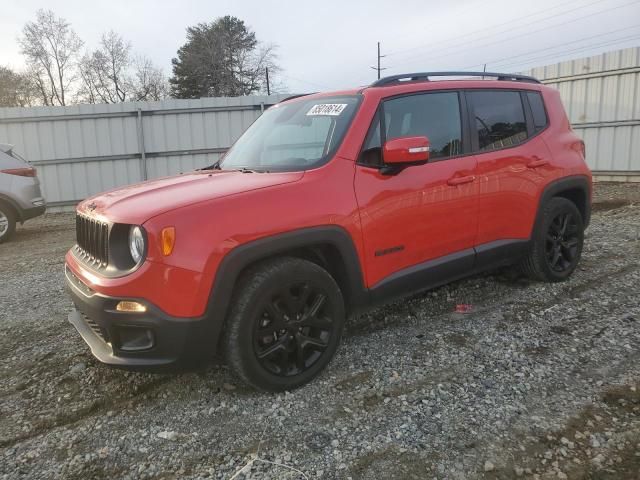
(75, 214, 109, 268)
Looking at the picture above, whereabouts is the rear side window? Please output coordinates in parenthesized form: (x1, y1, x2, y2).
(526, 91, 548, 132)
(470, 91, 527, 151)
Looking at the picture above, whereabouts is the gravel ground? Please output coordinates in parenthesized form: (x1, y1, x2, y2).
(1, 182, 639, 480)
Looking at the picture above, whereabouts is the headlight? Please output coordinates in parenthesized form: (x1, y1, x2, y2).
(128, 226, 146, 265)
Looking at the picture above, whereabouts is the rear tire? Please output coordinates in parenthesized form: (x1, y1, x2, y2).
(0, 203, 16, 244)
(223, 257, 345, 392)
(519, 197, 584, 282)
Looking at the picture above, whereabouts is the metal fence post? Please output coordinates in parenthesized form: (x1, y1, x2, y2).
(136, 107, 148, 180)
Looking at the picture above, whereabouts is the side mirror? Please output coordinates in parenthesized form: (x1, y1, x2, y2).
(383, 136, 430, 165)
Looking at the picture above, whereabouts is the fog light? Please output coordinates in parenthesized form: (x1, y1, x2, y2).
(117, 326, 154, 351)
(116, 301, 147, 313)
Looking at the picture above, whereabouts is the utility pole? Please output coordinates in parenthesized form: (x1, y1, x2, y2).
(370, 41, 387, 79)
(265, 67, 271, 95)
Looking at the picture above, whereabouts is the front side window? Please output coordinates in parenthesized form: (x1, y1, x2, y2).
(359, 111, 382, 166)
(470, 91, 527, 151)
(221, 95, 361, 172)
(359, 92, 463, 166)
(384, 92, 462, 159)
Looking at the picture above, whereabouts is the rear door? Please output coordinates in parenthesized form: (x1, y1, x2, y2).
(467, 89, 555, 248)
(354, 90, 478, 288)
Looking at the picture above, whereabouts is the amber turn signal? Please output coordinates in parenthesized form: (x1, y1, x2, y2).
(116, 301, 147, 313)
(161, 227, 176, 256)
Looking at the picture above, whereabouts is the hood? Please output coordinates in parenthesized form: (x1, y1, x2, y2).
(77, 169, 304, 224)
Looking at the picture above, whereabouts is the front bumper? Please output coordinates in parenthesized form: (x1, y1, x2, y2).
(65, 265, 213, 369)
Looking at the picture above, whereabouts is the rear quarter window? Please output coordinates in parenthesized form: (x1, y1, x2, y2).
(470, 90, 528, 152)
(526, 91, 548, 132)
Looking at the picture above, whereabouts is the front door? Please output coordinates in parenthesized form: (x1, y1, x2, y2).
(354, 91, 478, 289)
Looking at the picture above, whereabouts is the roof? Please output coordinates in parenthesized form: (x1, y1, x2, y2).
(279, 71, 544, 105)
(370, 71, 540, 87)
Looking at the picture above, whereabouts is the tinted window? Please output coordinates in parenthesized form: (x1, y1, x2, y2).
(527, 91, 548, 132)
(384, 92, 462, 159)
(221, 95, 360, 172)
(470, 91, 527, 151)
(360, 111, 383, 166)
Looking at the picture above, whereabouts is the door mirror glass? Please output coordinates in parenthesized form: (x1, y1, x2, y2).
(383, 136, 430, 164)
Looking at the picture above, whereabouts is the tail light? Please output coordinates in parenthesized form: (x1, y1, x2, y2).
(1, 167, 37, 177)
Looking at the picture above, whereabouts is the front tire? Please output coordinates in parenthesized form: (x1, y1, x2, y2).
(223, 257, 345, 392)
(0, 203, 16, 244)
(520, 197, 584, 282)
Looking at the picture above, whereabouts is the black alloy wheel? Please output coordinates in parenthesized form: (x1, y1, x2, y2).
(545, 211, 580, 273)
(253, 282, 333, 377)
(224, 257, 345, 391)
(519, 197, 584, 282)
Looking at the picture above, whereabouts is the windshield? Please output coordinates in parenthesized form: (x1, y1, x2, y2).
(220, 95, 361, 172)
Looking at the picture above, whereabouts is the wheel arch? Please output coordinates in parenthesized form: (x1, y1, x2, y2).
(204, 226, 368, 349)
(538, 175, 591, 229)
(0, 194, 21, 222)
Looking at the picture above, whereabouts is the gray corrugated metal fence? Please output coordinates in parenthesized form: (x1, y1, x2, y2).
(526, 46, 640, 180)
(3, 47, 639, 211)
(0, 94, 289, 210)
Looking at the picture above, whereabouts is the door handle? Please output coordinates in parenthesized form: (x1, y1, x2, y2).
(447, 175, 475, 186)
(527, 158, 549, 168)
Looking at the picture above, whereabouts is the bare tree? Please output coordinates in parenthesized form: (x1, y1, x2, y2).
(237, 43, 281, 95)
(132, 56, 169, 101)
(77, 31, 132, 104)
(77, 54, 99, 104)
(0, 66, 38, 107)
(78, 32, 168, 103)
(18, 9, 83, 106)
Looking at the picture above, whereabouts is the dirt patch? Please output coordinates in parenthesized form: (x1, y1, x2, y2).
(1, 182, 639, 479)
(592, 199, 633, 212)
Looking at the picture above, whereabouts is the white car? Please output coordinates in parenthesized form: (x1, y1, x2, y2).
(0, 143, 46, 243)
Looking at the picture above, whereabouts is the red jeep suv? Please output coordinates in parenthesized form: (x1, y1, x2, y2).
(65, 72, 591, 391)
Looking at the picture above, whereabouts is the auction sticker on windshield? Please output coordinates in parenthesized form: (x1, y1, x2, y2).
(306, 104, 348, 116)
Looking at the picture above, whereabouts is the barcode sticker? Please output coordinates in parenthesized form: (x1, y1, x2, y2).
(306, 104, 348, 116)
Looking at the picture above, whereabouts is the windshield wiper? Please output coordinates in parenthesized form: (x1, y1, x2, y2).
(235, 167, 270, 173)
(199, 159, 221, 171)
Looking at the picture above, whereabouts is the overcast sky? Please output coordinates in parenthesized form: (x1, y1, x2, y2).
(1, 0, 639, 93)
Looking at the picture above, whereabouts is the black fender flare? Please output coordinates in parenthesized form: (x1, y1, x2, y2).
(537, 175, 592, 228)
(203, 226, 368, 347)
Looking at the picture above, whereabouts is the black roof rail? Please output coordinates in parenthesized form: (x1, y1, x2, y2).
(370, 71, 540, 87)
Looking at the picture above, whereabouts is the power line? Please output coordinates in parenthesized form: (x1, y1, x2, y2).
(385, 0, 585, 57)
(370, 42, 387, 79)
(388, 0, 640, 69)
(459, 24, 640, 70)
(278, 72, 331, 91)
(494, 34, 640, 71)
